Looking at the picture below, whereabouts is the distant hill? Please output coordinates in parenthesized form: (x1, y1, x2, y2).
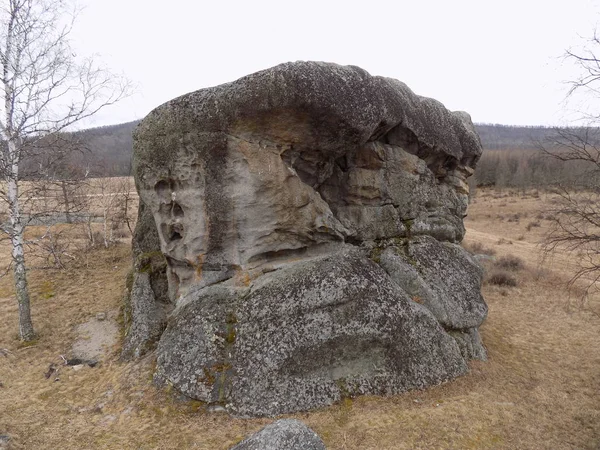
(71, 121, 559, 176)
(73, 120, 138, 176)
(474, 124, 556, 150)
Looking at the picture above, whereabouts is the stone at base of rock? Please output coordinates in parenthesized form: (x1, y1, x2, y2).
(0, 435, 10, 450)
(230, 419, 325, 450)
(378, 237, 487, 330)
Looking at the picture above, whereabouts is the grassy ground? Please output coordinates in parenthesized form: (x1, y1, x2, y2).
(1, 188, 599, 449)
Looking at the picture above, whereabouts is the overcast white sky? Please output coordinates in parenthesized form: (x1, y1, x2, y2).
(72, 0, 600, 127)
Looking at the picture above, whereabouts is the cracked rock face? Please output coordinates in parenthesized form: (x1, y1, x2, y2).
(126, 61, 487, 416)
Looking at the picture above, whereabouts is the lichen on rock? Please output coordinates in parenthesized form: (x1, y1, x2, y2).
(125, 61, 487, 416)
(230, 419, 325, 450)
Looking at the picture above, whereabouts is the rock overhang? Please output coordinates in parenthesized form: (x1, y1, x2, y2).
(133, 61, 482, 175)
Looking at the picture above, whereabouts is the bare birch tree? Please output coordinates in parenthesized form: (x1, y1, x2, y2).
(0, 0, 129, 340)
(541, 31, 600, 300)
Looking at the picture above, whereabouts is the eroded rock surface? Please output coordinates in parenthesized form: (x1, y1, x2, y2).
(155, 248, 468, 416)
(125, 61, 487, 416)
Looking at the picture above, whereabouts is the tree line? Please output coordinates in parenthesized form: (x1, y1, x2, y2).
(24, 121, 572, 175)
(52, 121, 595, 189)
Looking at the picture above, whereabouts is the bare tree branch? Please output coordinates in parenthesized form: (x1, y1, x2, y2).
(0, 0, 131, 340)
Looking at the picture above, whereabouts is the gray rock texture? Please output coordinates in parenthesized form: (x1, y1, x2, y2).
(155, 248, 468, 416)
(404, 236, 487, 329)
(121, 215, 171, 360)
(230, 419, 325, 450)
(127, 61, 487, 416)
(378, 237, 488, 360)
(0, 435, 10, 450)
(121, 271, 165, 359)
(448, 327, 487, 361)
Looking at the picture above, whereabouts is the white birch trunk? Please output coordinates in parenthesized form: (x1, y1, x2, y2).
(6, 141, 34, 340)
(0, 0, 128, 340)
(103, 209, 109, 248)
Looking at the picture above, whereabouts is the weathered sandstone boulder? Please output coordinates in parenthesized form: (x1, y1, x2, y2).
(125, 61, 487, 416)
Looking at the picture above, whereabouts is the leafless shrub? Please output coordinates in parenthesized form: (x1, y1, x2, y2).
(532, 267, 552, 281)
(487, 270, 518, 287)
(542, 187, 600, 297)
(495, 255, 525, 271)
(111, 224, 130, 239)
(464, 241, 497, 256)
(81, 176, 136, 249)
(26, 226, 75, 269)
(89, 230, 104, 249)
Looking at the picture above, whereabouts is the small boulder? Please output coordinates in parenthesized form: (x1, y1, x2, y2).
(0, 435, 10, 449)
(230, 419, 325, 450)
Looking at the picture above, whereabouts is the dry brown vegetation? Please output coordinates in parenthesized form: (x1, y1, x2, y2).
(473, 148, 597, 190)
(0, 177, 138, 270)
(1, 187, 599, 449)
(0, 176, 138, 218)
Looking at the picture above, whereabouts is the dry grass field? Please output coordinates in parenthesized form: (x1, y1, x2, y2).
(0, 177, 137, 215)
(1, 188, 599, 449)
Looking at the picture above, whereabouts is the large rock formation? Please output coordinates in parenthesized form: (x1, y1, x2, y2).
(124, 61, 487, 416)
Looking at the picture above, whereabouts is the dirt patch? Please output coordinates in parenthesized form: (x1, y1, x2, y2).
(71, 311, 119, 362)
